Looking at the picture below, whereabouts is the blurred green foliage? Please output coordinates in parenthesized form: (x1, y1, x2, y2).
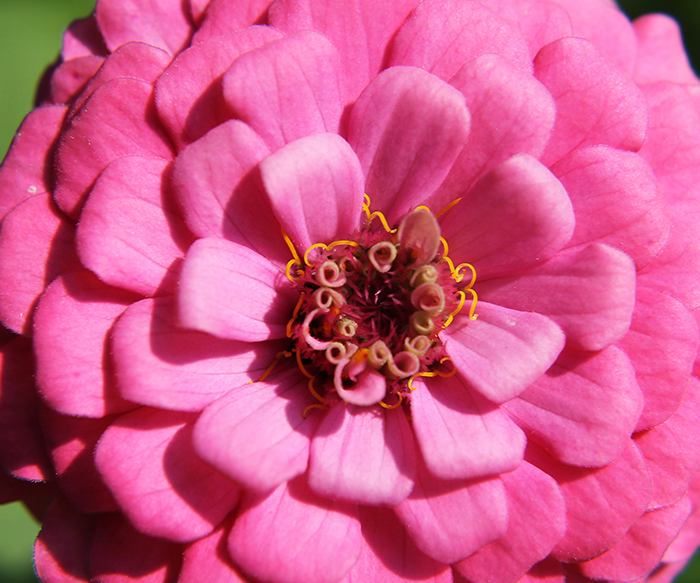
(0, 1, 699, 582)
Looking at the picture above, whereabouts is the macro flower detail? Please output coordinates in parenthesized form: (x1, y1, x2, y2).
(2, 1, 700, 583)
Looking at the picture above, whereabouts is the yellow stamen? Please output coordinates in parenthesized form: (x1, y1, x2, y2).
(379, 391, 404, 410)
(303, 240, 359, 266)
(407, 358, 458, 390)
(295, 349, 315, 380)
(282, 227, 303, 281)
(286, 295, 306, 338)
(465, 288, 479, 321)
(250, 350, 292, 384)
(362, 194, 395, 233)
(307, 378, 326, 404)
(302, 403, 330, 418)
(435, 197, 462, 218)
(454, 262, 477, 287)
(443, 290, 466, 328)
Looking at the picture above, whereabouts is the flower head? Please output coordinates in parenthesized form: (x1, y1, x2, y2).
(2, 1, 700, 582)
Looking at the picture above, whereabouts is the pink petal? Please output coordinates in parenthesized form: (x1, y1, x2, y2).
(410, 373, 526, 480)
(47, 56, 105, 106)
(156, 25, 282, 149)
(439, 153, 574, 280)
(347, 66, 470, 223)
(389, 0, 532, 80)
(260, 133, 364, 253)
(475, 0, 573, 58)
(617, 288, 699, 431)
(95, 408, 241, 543)
(40, 407, 118, 514)
(68, 41, 171, 118)
(534, 37, 647, 166)
(178, 237, 296, 341)
(76, 157, 192, 297)
(112, 297, 288, 412)
(517, 559, 565, 583)
(547, 0, 637, 76)
(552, 145, 670, 269)
(308, 402, 416, 505)
(229, 477, 362, 583)
(639, 82, 700, 206)
(0, 105, 66, 221)
(634, 378, 700, 510)
(0, 193, 81, 335)
(34, 272, 138, 417)
(342, 506, 451, 583)
(35, 497, 94, 583)
(394, 458, 508, 564)
(54, 78, 173, 218)
(505, 346, 644, 467)
(456, 461, 566, 583)
(180, 519, 248, 583)
(580, 497, 693, 582)
(171, 119, 290, 266)
(193, 0, 271, 42)
(269, 0, 419, 103)
(193, 365, 320, 492)
(442, 302, 565, 404)
(527, 441, 652, 562)
(0, 337, 52, 481)
(633, 14, 697, 85)
(90, 513, 183, 583)
(61, 15, 108, 60)
(479, 243, 637, 351)
(96, 0, 193, 54)
(432, 54, 555, 203)
(223, 31, 344, 151)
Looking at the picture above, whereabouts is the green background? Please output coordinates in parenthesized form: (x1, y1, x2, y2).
(0, 0, 699, 582)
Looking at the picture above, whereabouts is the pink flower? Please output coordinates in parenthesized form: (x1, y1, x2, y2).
(2, 0, 700, 582)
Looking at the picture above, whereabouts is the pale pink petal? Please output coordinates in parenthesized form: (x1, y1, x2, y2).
(229, 477, 362, 583)
(309, 402, 416, 505)
(635, 378, 700, 509)
(347, 66, 470, 223)
(551, 145, 670, 269)
(193, 365, 320, 492)
(61, 15, 108, 60)
(505, 347, 644, 467)
(341, 506, 451, 583)
(0, 193, 81, 335)
(69, 41, 171, 118)
(535, 37, 647, 166)
(0, 105, 66, 221)
(0, 337, 52, 481)
(439, 154, 574, 279)
(639, 82, 700, 206)
(394, 457, 508, 564)
(410, 373, 526, 480)
(112, 297, 288, 412)
(442, 303, 565, 404)
(527, 441, 651, 562)
(617, 288, 699, 431)
(389, 0, 532, 80)
(178, 238, 296, 341)
(180, 519, 248, 583)
(633, 14, 697, 85)
(223, 31, 344, 151)
(475, 0, 573, 58)
(54, 78, 174, 218)
(580, 497, 693, 581)
(269, 0, 419, 103)
(90, 513, 183, 583)
(171, 120, 290, 266)
(156, 25, 282, 149)
(548, 0, 637, 76)
(40, 407, 118, 514)
(479, 244, 637, 351)
(34, 272, 138, 417)
(96, 0, 193, 54)
(260, 133, 364, 253)
(95, 408, 241, 543)
(456, 461, 566, 583)
(432, 54, 556, 203)
(35, 497, 94, 583)
(193, 0, 271, 42)
(47, 56, 104, 106)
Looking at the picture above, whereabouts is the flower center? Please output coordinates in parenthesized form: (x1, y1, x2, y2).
(285, 201, 477, 410)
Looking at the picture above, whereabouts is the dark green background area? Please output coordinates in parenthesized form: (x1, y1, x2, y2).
(0, 1, 699, 582)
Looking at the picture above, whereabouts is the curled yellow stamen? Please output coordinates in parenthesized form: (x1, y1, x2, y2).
(282, 227, 303, 281)
(307, 378, 326, 404)
(304, 240, 359, 266)
(379, 391, 404, 410)
(251, 351, 292, 384)
(414, 205, 432, 213)
(435, 197, 462, 218)
(362, 194, 394, 233)
(286, 294, 306, 338)
(454, 262, 477, 287)
(302, 403, 330, 418)
(407, 358, 458, 390)
(465, 288, 479, 321)
(443, 290, 466, 328)
(295, 349, 315, 380)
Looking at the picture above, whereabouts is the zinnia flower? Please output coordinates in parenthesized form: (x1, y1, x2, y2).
(2, 0, 700, 582)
